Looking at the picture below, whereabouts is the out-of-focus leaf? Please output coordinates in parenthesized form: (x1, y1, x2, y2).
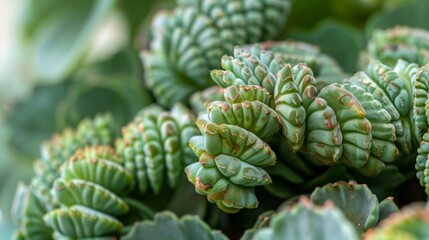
(354, 165, 406, 189)
(119, 0, 154, 38)
(363, 203, 429, 240)
(83, 45, 145, 80)
(22, 0, 117, 82)
(58, 77, 151, 132)
(57, 46, 154, 130)
(165, 178, 207, 217)
(290, 20, 365, 73)
(284, 0, 333, 33)
(366, 0, 429, 36)
(330, 0, 384, 27)
(122, 211, 228, 240)
(8, 82, 71, 157)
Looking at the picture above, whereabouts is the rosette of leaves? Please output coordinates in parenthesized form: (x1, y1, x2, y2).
(118, 103, 200, 195)
(11, 114, 116, 240)
(251, 197, 360, 240)
(365, 26, 429, 67)
(122, 211, 228, 240)
(43, 145, 133, 239)
(186, 43, 429, 212)
(142, 0, 292, 107)
(363, 203, 429, 240)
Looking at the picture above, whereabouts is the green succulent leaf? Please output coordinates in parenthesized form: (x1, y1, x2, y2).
(119, 103, 199, 195)
(310, 181, 380, 233)
(253, 197, 359, 240)
(122, 211, 228, 240)
(43, 205, 122, 238)
(52, 178, 129, 216)
(363, 203, 429, 240)
(378, 197, 400, 222)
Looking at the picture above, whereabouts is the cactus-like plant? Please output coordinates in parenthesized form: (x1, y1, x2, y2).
(252, 197, 360, 240)
(365, 26, 429, 67)
(143, 0, 292, 107)
(11, 1, 429, 239)
(117, 103, 199, 195)
(185, 42, 429, 212)
(12, 114, 116, 239)
(43, 145, 132, 238)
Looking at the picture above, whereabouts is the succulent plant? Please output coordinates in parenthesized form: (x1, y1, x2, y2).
(122, 211, 227, 240)
(117, 103, 199, 195)
(363, 203, 429, 240)
(310, 181, 399, 234)
(142, 0, 292, 107)
(11, 114, 116, 240)
(185, 41, 429, 212)
(43, 145, 133, 238)
(252, 196, 360, 240)
(11, 1, 429, 239)
(364, 26, 429, 67)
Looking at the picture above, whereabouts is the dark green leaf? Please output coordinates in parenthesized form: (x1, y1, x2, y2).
(290, 20, 365, 73)
(8, 82, 71, 157)
(366, 0, 429, 36)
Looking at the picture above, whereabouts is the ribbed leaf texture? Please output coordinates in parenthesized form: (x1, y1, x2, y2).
(186, 41, 429, 212)
(11, 114, 116, 240)
(118, 103, 199, 195)
(365, 26, 429, 67)
(363, 203, 429, 240)
(43, 145, 132, 238)
(122, 211, 228, 240)
(252, 197, 359, 240)
(143, 0, 292, 107)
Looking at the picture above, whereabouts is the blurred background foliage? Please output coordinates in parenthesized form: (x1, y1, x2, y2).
(0, 0, 428, 238)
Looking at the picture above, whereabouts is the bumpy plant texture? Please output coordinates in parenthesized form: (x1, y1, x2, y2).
(43, 145, 132, 238)
(12, 114, 116, 239)
(246, 40, 346, 86)
(118, 103, 199, 195)
(186, 41, 429, 212)
(366, 26, 429, 67)
(12, 103, 200, 239)
(143, 0, 292, 107)
(12, 0, 429, 238)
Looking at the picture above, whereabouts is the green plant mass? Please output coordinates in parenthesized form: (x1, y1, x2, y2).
(6, 0, 429, 239)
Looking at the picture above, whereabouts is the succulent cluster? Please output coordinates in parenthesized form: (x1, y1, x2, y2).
(143, 0, 292, 107)
(11, 0, 429, 239)
(185, 42, 429, 212)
